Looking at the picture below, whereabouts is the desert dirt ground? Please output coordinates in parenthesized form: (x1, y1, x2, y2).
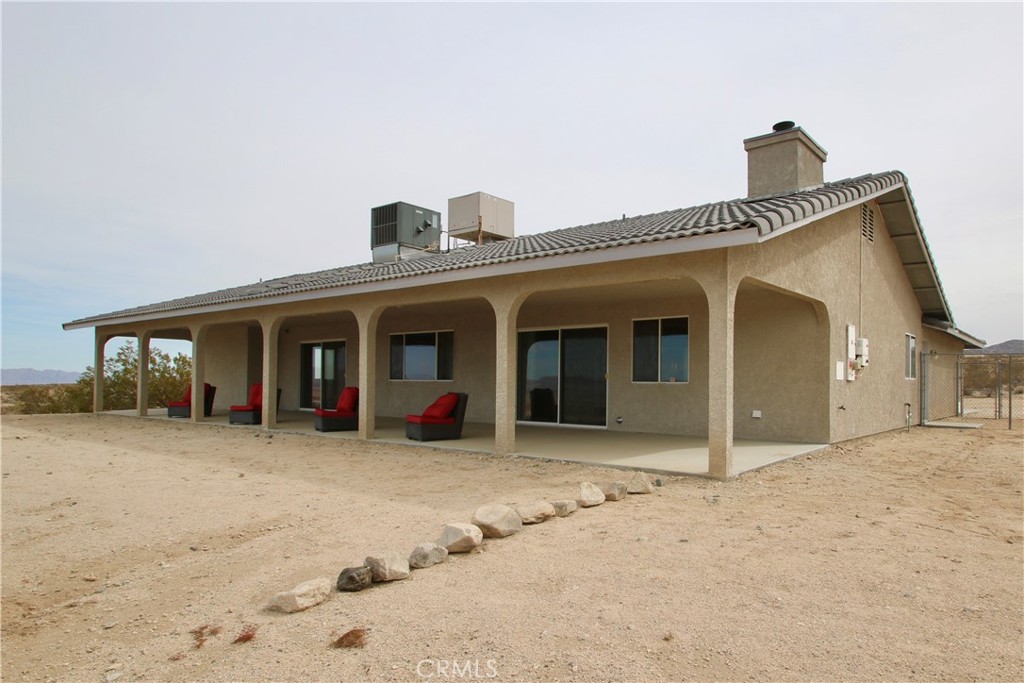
(1, 414, 1022, 683)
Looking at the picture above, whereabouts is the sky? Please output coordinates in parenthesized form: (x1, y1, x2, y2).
(3, 2, 1022, 372)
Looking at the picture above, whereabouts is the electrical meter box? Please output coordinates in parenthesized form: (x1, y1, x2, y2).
(448, 192, 514, 242)
(855, 337, 870, 368)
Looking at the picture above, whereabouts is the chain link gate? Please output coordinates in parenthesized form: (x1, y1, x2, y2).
(921, 353, 1024, 429)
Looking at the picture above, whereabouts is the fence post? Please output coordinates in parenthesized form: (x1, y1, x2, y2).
(920, 352, 930, 423)
(1008, 356, 1014, 430)
(996, 359, 1003, 420)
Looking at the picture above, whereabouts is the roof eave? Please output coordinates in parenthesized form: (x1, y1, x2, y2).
(62, 226, 762, 331)
(922, 318, 985, 349)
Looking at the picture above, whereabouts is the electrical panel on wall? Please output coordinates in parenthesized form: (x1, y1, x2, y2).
(846, 324, 858, 381)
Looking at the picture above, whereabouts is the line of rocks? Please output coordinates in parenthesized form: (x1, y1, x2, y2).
(268, 470, 657, 613)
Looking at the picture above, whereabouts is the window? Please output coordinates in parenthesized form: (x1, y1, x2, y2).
(633, 317, 689, 383)
(390, 331, 454, 381)
(905, 334, 917, 379)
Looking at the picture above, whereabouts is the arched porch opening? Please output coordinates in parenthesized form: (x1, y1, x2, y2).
(734, 279, 830, 444)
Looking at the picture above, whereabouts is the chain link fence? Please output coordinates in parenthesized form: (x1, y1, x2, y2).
(921, 353, 1023, 429)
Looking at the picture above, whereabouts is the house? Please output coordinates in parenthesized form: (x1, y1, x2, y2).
(63, 123, 982, 479)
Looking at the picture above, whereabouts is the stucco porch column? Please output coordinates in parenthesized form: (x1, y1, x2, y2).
(354, 306, 383, 440)
(137, 331, 151, 417)
(93, 329, 107, 413)
(259, 316, 283, 430)
(490, 292, 528, 455)
(189, 324, 207, 423)
(705, 277, 738, 480)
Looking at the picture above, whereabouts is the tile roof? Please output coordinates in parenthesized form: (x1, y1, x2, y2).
(66, 171, 909, 327)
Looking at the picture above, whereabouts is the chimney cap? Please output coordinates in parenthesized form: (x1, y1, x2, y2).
(772, 120, 796, 132)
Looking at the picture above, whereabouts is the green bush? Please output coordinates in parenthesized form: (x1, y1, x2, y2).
(15, 340, 191, 414)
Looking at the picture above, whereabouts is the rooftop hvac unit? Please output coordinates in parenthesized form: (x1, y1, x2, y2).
(370, 201, 441, 263)
(448, 192, 514, 243)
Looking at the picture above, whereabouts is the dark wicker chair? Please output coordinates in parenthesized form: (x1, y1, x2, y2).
(167, 383, 216, 418)
(314, 386, 359, 432)
(405, 392, 469, 441)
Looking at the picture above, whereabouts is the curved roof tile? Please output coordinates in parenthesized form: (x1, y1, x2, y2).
(66, 171, 907, 326)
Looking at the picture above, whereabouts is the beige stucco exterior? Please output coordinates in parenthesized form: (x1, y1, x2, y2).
(83, 192, 971, 480)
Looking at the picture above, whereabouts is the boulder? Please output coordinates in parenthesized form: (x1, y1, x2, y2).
(577, 482, 605, 507)
(269, 577, 332, 612)
(627, 471, 655, 494)
(602, 481, 627, 501)
(515, 501, 556, 524)
(364, 552, 411, 582)
(409, 543, 449, 569)
(336, 566, 373, 592)
(472, 504, 523, 538)
(549, 499, 578, 517)
(437, 523, 483, 553)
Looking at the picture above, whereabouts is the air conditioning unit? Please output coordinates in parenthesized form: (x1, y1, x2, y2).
(448, 192, 514, 243)
(370, 202, 441, 263)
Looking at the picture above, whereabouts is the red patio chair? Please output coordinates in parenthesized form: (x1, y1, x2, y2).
(405, 392, 469, 441)
(314, 386, 359, 432)
(167, 383, 216, 418)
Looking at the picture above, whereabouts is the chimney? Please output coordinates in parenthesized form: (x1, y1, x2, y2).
(743, 121, 827, 197)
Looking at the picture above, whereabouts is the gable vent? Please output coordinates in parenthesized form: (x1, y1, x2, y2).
(861, 204, 875, 243)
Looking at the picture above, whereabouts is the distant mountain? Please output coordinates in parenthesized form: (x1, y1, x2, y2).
(2, 368, 83, 385)
(965, 340, 1024, 356)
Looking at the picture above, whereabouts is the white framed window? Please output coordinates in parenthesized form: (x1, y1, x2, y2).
(389, 331, 454, 381)
(632, 317, 689, 383)
(905, 333, 917, 379)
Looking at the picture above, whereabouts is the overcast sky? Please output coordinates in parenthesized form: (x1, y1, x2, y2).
(3, 2, 1022, 372)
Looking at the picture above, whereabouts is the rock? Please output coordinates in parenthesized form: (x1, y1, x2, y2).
(577, 482, 605, 507)
(269, 577, 332, 612)
(627, 471, 655, 494)
(549, 499, 578, 517)
(409, 543, 449, 568)
(364, 552, 411, 582)
(336, 566, 373, 592)
(472, 504, 523, 538)
(516, 501, 556, 524)
(602, 481, 627, 501)
(437, 523, 483, 553)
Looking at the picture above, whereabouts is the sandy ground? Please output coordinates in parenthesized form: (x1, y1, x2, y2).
(1, 415, 1021, 683)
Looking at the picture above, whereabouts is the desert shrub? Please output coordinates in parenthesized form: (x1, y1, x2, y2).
(14, 340, 191, 414)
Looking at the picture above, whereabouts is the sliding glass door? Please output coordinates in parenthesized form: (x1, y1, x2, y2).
(517, 327, 607, 426)
(300, 341, 346, 410)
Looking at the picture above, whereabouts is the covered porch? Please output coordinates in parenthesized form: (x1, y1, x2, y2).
(135, 409, 826, 477)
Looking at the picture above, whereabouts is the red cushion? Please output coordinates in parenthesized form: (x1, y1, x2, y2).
(247, 383, 263, 409)
(168, 400, 190, 408)
(406, 414, 456, 425)
(336, 387, 358, 413)
(230, 404, 256, 412)
(315, 408, 356, 418)
(422, 393, 459, 420)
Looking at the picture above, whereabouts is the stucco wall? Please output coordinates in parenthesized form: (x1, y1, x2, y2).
(517, 285, 710, 436)
(728, 202, 962, 442)
(276, 318, 359, 411)
(733, 284, 829, 442)
(373, 301, 496, 422)
(201, 324, 254, 409)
